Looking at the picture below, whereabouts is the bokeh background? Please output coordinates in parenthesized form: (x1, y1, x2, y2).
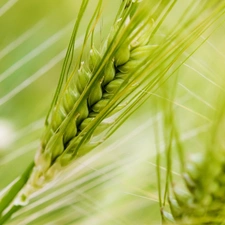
(1, 0, 225, 224)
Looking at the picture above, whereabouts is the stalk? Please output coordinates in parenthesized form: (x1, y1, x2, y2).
(0, 206, 21, 225)
(0, 163, 34, 222)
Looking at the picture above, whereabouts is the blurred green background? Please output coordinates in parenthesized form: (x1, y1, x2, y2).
(0, 0, 225, 224)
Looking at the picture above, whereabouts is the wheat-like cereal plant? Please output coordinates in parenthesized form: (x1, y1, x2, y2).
(164, 99, 225, 225)
(1, 0, 225, 224)
(18, 0, 156, 202)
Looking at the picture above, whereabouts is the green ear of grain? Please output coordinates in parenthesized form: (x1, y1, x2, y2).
(168, 93, 225, 224)
(13, 0, 156, 204)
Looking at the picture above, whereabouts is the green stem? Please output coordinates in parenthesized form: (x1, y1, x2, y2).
(0, 162, 34, 223)
(0, 205, 21, 225)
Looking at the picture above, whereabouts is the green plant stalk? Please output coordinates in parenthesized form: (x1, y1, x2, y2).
(0, 205, 21, 225)
(0, 163, 34, 220)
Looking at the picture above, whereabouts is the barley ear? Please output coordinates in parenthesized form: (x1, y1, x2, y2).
(15, 0, 155, 204)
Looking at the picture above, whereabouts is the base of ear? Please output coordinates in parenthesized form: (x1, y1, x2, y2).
(14, 161, 62, 206)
